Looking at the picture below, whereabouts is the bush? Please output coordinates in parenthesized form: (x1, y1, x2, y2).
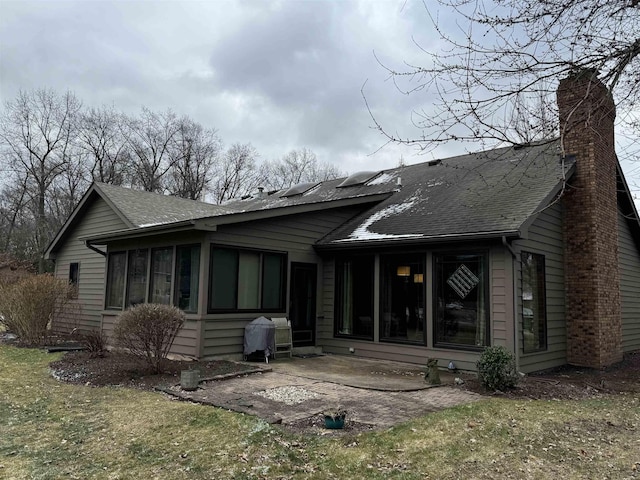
(76, 329, 107, 357)
(0, 275, 75, 345)
(113, 303, 185, 373)
(477, 345, 519, 391)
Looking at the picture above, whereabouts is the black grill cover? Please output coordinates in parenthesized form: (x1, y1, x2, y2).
(243, 316, 275, 357)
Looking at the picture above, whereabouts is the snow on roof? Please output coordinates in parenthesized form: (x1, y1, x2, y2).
(336, 195, 423, 242)
(366, 172, 396, 186)
(137, 222, 166, 228)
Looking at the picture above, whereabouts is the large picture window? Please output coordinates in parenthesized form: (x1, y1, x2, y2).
(380, 254, 425, 343)
(208, 246, 286, 312)
(434, 253, 488, 348)
(522, 252, 547, 353)
(335, 256, 374, 338)
(175, 245, 200, 313)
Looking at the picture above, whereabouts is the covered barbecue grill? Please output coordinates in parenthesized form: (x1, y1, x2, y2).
(243, 316, 275, 362)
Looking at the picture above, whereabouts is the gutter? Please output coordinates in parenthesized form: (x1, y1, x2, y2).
(316, 229, 520, 251)
(80, 219, 199, 244)
(85, 241, 107, 257)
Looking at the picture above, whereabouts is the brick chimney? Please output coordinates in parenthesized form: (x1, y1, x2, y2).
(557, 69, 622, 368)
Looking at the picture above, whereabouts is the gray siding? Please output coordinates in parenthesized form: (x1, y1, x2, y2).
(102, 313, 200, 358)
(53, 197, 128, 333)
(200, 207, 363, 359)
(618, 209, 640, 352)
(491, 245, 511, 349)
(513, 202, 567, 373)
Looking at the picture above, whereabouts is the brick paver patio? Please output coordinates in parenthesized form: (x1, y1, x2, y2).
(161, 355, 482, 430)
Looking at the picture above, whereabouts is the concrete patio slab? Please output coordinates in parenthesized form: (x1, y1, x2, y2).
(161, 354, 482, 430)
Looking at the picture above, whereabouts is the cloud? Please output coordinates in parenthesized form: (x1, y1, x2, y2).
(7, 0, 631, 199)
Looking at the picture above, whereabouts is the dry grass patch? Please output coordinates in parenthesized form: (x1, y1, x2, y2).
(1, 345, 639, 479)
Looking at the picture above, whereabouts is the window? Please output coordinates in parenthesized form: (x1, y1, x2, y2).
(522, 252, 547, 352)
(335, 256, 374, 338)
(262, 253, 285, 309)
(68, 262, 79, 298)
(150, 248, 172, 304)
(434, 253, 488, 348)
(126, 249, 148, 306)
(238, 251, 260, 308)
(380, 254, 425, 343)
(106, 252, 126, 309)
(208, 246, 286, 312)
(175, 245, 200, 313)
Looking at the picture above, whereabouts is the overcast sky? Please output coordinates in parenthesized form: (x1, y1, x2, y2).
(1, 0, 638, 202)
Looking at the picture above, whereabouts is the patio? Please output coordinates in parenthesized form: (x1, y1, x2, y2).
(160, 354, 481, 431)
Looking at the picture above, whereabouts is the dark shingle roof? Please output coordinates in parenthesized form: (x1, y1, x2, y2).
(47, 142, 575, 256)
(222, 177, 397, 213)
(316, 141, 573, 247)
(85, 141, 571, 246)
(94, 182, 236, 227)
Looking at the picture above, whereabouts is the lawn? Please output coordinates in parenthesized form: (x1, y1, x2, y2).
(1, 345, 638, 479)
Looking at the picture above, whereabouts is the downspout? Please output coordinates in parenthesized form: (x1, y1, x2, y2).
(502, 236, 520, 372)
(85, 240, 107, 257)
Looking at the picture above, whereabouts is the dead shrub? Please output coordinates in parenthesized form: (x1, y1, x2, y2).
(0, 275, 76, 345)
(113, 303, 185, 373)
(77, 329, 107, 357)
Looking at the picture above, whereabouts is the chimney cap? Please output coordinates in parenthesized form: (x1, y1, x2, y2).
(566, 67, 600, 80)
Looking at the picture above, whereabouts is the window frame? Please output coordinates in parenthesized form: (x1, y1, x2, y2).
(125, 249, 149, 307)
(105, 251, 127, 310)
(174, 244, 201, 313)
(379, 253, 426, 345)
(207, 245, 287, 313)
(432, 251, 490, 351)
(521, 251, 548, 353)
(68, 262, 80, 298)
(149, 246, 174, 305)
(333, 255, 375, 340)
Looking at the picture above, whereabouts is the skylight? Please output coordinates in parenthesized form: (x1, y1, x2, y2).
(336, 171, 381, 188)
(281, 182, 321, 198)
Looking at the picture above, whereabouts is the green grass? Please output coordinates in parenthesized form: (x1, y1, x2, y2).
(1, 345, 638, 479)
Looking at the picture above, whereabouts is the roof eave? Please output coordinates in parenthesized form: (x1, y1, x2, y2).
(81, 219, 212, 245)
(315, 229, 521, 251)
(80, 193, 392, 246)
(517, 163, 576, 239)
(616, 161, 640, 244)
(191, 192, 394, 227)
(44, 182, 137, 259)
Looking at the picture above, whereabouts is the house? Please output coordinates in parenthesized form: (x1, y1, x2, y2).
(45, 71, 640, 372)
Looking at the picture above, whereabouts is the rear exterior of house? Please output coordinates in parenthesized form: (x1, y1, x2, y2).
(46, 72, 640, 372)
(95, 206, 367, 358)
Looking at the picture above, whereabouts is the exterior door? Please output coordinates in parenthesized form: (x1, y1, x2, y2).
(289, 262, 317, 346)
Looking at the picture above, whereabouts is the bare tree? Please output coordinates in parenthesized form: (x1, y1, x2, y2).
(48, 152, 90, 229)
(79, 106, 131, 185)
(166, 118, 222, 200)
(121, 107, 181, 193)
(210, 143, 261, 204)
(0, 176, 29, 255)
(261, 148, 344, 190)
(370, 0, 639, 155)
(0, 89, 82, 272)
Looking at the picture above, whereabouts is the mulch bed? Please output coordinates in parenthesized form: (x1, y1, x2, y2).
(3, 331, 639, 401)
(460, 350, 640, 400)
(48, 351, 262, 391)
